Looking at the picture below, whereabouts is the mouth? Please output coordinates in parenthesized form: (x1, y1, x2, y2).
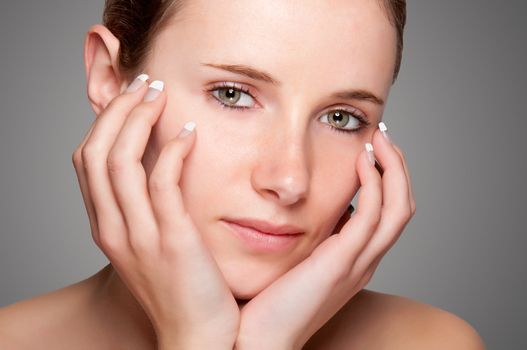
(221, 219, 303, 253)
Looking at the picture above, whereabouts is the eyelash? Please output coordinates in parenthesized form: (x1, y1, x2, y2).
(205, 82, 371, 134)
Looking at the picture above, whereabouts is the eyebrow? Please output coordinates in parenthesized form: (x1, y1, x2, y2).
(330, 89, 384, 106)
(200, 62, 385, 106)
(201, 62, 281, 86)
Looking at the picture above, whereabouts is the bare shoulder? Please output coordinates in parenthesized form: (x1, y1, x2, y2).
(304, 289, 486, 350)
(0, 269, 108, 349)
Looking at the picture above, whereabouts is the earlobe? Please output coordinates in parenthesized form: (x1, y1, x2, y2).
(84, 24, 124, 116)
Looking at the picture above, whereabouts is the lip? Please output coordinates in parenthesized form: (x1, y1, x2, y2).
(223, 217, 304, 235)
(221, 219, 303, 253)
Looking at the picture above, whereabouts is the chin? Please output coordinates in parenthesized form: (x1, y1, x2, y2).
(227, 267, 277, 300)
(218, 255, 288, 300)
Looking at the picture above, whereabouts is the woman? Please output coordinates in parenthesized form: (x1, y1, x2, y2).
(0, 0, 485, 349)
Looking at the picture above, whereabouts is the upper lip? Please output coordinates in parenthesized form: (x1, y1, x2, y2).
(223, 217, 304, 235)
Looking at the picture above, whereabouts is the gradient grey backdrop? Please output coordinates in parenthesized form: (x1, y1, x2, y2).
(1, 1, 525, 348)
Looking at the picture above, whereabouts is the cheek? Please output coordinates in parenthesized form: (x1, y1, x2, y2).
(309, 146, 361, 240)
(150, 89, 363, 242)
(151, 100, 247, 224)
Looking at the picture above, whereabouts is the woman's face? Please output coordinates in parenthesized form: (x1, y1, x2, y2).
(140, 0, 396, 299)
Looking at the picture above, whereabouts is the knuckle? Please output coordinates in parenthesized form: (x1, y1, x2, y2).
(148, 172, 171, 193)
(107, 151, 130, 174)
(72, 149, 82, 168)
(81, 143, 103, 170)
(399, 205, 413, 224)
(370, 209, 382, 227)
(98, 232, 123, 257)
(129, 232, 156, 257)
(360, 205, 381, 227)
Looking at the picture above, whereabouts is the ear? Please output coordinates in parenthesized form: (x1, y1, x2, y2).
(83, 24, 128, 116)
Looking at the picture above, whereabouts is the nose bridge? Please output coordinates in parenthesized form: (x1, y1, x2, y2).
(251, 106, 311, 206)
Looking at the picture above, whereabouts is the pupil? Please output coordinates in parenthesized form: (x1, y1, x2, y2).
(226, 89, 236, 99)
(330, 111, 348, 127)
(220, 87, 240, 104)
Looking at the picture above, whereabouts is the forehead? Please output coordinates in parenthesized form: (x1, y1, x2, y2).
(157, 0, 396, 95)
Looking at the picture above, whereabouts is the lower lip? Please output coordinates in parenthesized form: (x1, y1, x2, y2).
(222, 220, 303, 253)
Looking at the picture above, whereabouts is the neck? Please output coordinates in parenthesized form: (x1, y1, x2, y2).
(93, 263, 158, 348)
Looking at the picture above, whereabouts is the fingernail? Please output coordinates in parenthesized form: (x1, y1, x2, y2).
(378, 122, 391, 144)
(126, 73, 149, 93)
(144, 80, 164, 102)
(365, 143, 375, 166)
(178, 121, 196, 138)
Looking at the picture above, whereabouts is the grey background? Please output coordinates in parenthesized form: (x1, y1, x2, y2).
(1, 1, 525, 348)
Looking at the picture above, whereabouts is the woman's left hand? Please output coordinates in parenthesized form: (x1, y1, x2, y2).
(235, 127, 416, 350)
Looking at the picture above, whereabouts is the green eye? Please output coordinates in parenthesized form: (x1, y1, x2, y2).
(218, 87, 241, 104)
(209, 83, 256, 109)
(320, 110, 363, 134)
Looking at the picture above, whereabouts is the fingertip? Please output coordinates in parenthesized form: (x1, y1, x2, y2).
(365, 142, 376, 166)
(355, 147, 370, 176)
(143, 80, 167, 102)
(125, 73, 150, 93)
(356, 144, 382, 184)
(177, 121, 197, 139)
(371, 127, 386, 150)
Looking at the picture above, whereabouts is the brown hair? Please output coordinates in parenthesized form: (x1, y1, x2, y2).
(103, 0, 406, 83)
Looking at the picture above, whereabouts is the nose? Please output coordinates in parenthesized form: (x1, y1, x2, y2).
(251, 127, 311, 207)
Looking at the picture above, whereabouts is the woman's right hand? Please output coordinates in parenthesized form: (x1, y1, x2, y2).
(71, 74, 240, 349)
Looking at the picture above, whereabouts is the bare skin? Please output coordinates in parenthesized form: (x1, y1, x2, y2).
(0, 0, 486, 348)
(0, 264, 484, 349)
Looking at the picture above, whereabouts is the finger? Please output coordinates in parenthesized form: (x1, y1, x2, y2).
(377, 122, 414, 213)
(149, 122, 197, 238)
(357, 254, 382, 289)
(372, 128, 411, 215)
(319, 144, 382, 267)
(392, 143, 416, 214)
(72, 123, 100, 244)
(352, 129, 413, 275)
(82, 74, 150, 250)
(107, 80, 167, 253)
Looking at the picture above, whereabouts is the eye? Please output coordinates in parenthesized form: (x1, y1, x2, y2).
(207, 82, 256, 110)
(319, 109, 370, 134)
(206, 82, 370, 135)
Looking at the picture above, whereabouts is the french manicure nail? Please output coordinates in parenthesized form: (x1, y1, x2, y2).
(178, 121, 196, 138)
(365, 143, 375, 166)
(126, 73, 149, 93)
(144, 80, 164, 102)
(378, 122, 391, 144)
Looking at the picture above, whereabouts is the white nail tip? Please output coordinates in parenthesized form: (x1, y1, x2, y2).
(184, 121, 196, 131)
(137, 73, 149, 82)
(149, 80, 164, 91)
(365, 143, 375, 165)
(378, 122, 387, 132)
